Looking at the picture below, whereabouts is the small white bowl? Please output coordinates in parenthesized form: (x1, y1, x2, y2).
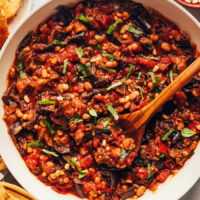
(0, 0, 200, 200)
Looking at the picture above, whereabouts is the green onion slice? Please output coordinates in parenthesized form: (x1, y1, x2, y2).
(107, 19, 120, 35)
(78, 63, 91, 72)
(139, 87, 144, 99)
(79, 169, 88, 179)
(170, 69, 173, 83)
(28, 139, 43, 148)
(141, 54, 159, 60)
(137, 72, 142, 80)
(162, 128, 175, 141)
(18, 61, 24, 80)
(38, 100, 56, 105)
(106, 54, 117, 61)
(149, 72, 156, 83)
(53, 40, 67, 45)
(95, 40, 104, 55)
(127, 24, 143, 35)
(181, 128, 196, 138)
(63, 59, 68, 74)
(80, 72, 93, 79)
(107, 82, 122, 91)
(42, 149, 59, 157)
(89, 108, 98, 117)
(79, 14, 90, 23)
(74, 119, 84, 124)
(99, 67, 116, 73)
(124, 64, 134, 95)
(69, 115, 80, 122)
(147, 164, 151, 179)
(43, 119, 55, 135)
(63, 156, 77, 169)
(105, 104, 119, 120)
(103, 117, 111, 128)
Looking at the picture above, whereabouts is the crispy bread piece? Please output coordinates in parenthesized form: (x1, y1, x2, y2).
(0, 8, 9, 49)
(0, 0, 21, 19)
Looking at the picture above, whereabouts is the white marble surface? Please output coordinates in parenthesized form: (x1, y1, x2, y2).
(8, 1, 200, 200)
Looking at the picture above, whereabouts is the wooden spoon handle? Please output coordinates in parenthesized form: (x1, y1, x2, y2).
(144, 56, 200, 116)
(123, 57, 200, 132)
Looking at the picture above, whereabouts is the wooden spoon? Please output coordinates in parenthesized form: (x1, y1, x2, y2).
(119, 57, 200, 158)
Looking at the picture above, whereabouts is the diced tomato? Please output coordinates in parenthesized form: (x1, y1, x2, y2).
(188, 121, 200, 134)
(95, 95, 108, 104)
(134, 57, 158, 68)
(65, 44, 79, 62)
(96, 14, 111, 28)
(164, 158, 176, 170)
(25, 153, 40, 170)
(175, 91, 187, 105)
(157, 138, 168, 156)
(93, 138, 101, 148)
(136, 167, 148, 179)
(156, 169, 170, 183)
(80, 155, 94, 169)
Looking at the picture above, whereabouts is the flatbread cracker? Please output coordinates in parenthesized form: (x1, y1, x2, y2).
(0, 8, 9, 49)
(0, 0, 21, 19)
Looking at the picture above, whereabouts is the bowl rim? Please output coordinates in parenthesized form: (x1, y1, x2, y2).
(175, 0, 200, 8)
(0, 1, 200, 200)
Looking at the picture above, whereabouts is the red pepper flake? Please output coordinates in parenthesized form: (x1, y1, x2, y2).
(156, 169, 170, 183)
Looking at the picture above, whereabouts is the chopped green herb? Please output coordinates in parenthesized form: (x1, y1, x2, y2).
(149, 94, 154, 101)
(78, 63, 91, 72)
(145, 41, 151, 46)
(95, 40, 104, 55)
(121, 148, 127, 160)
(155, 76, 160, 86)
(147, 164, 151, 179)
(53, 40, 67, 45)
(137, 72, 142, 80)
(162, 128, 175, 141)
(170, 69, 173, 83)
(141, 54, 159, 60)
(79, 169, 88, 179)
(43, 119, 55, 135)
(92, 129, 95, 136)
(105, 104, 119, 120)
(38, 100, 56, 105)
(160, 154, 165, 158)
(28, 139, 43, 148)
(62, 59, 68, 74)
(18, 61, 24, 80)
(99, 67, 116, 73)
(74, 119, 84, 124)
(80, 72, 93, 79)
(127, 24, 143, 35)
(181, 128, 196, 138)
(107, 82, 122, 91)
(124, 64, 134, 95)
(112, 123, 122, 130)
(77, 47, 83, 59)
(103, 117, 111, 128)
(79, 14, 90, 23)
(106, 54, 117, 61)
(54, 137, 58, 142)
(149, 72, 156, 83)
(42, 149, 59, 157)
(107, 19, 120, 35)
(188, 151, 195, 158)
(69, 115, 80, 122)
(89, 108, 98, 117)
(139, 87, 144, 99)
(63, 156, 77, 169)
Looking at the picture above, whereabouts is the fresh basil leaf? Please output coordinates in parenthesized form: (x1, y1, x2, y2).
(105, 104, 119, 120)
(77, 47, 83, 59)
(89, 108, 98, 117)
(181, 128, 196, 138)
